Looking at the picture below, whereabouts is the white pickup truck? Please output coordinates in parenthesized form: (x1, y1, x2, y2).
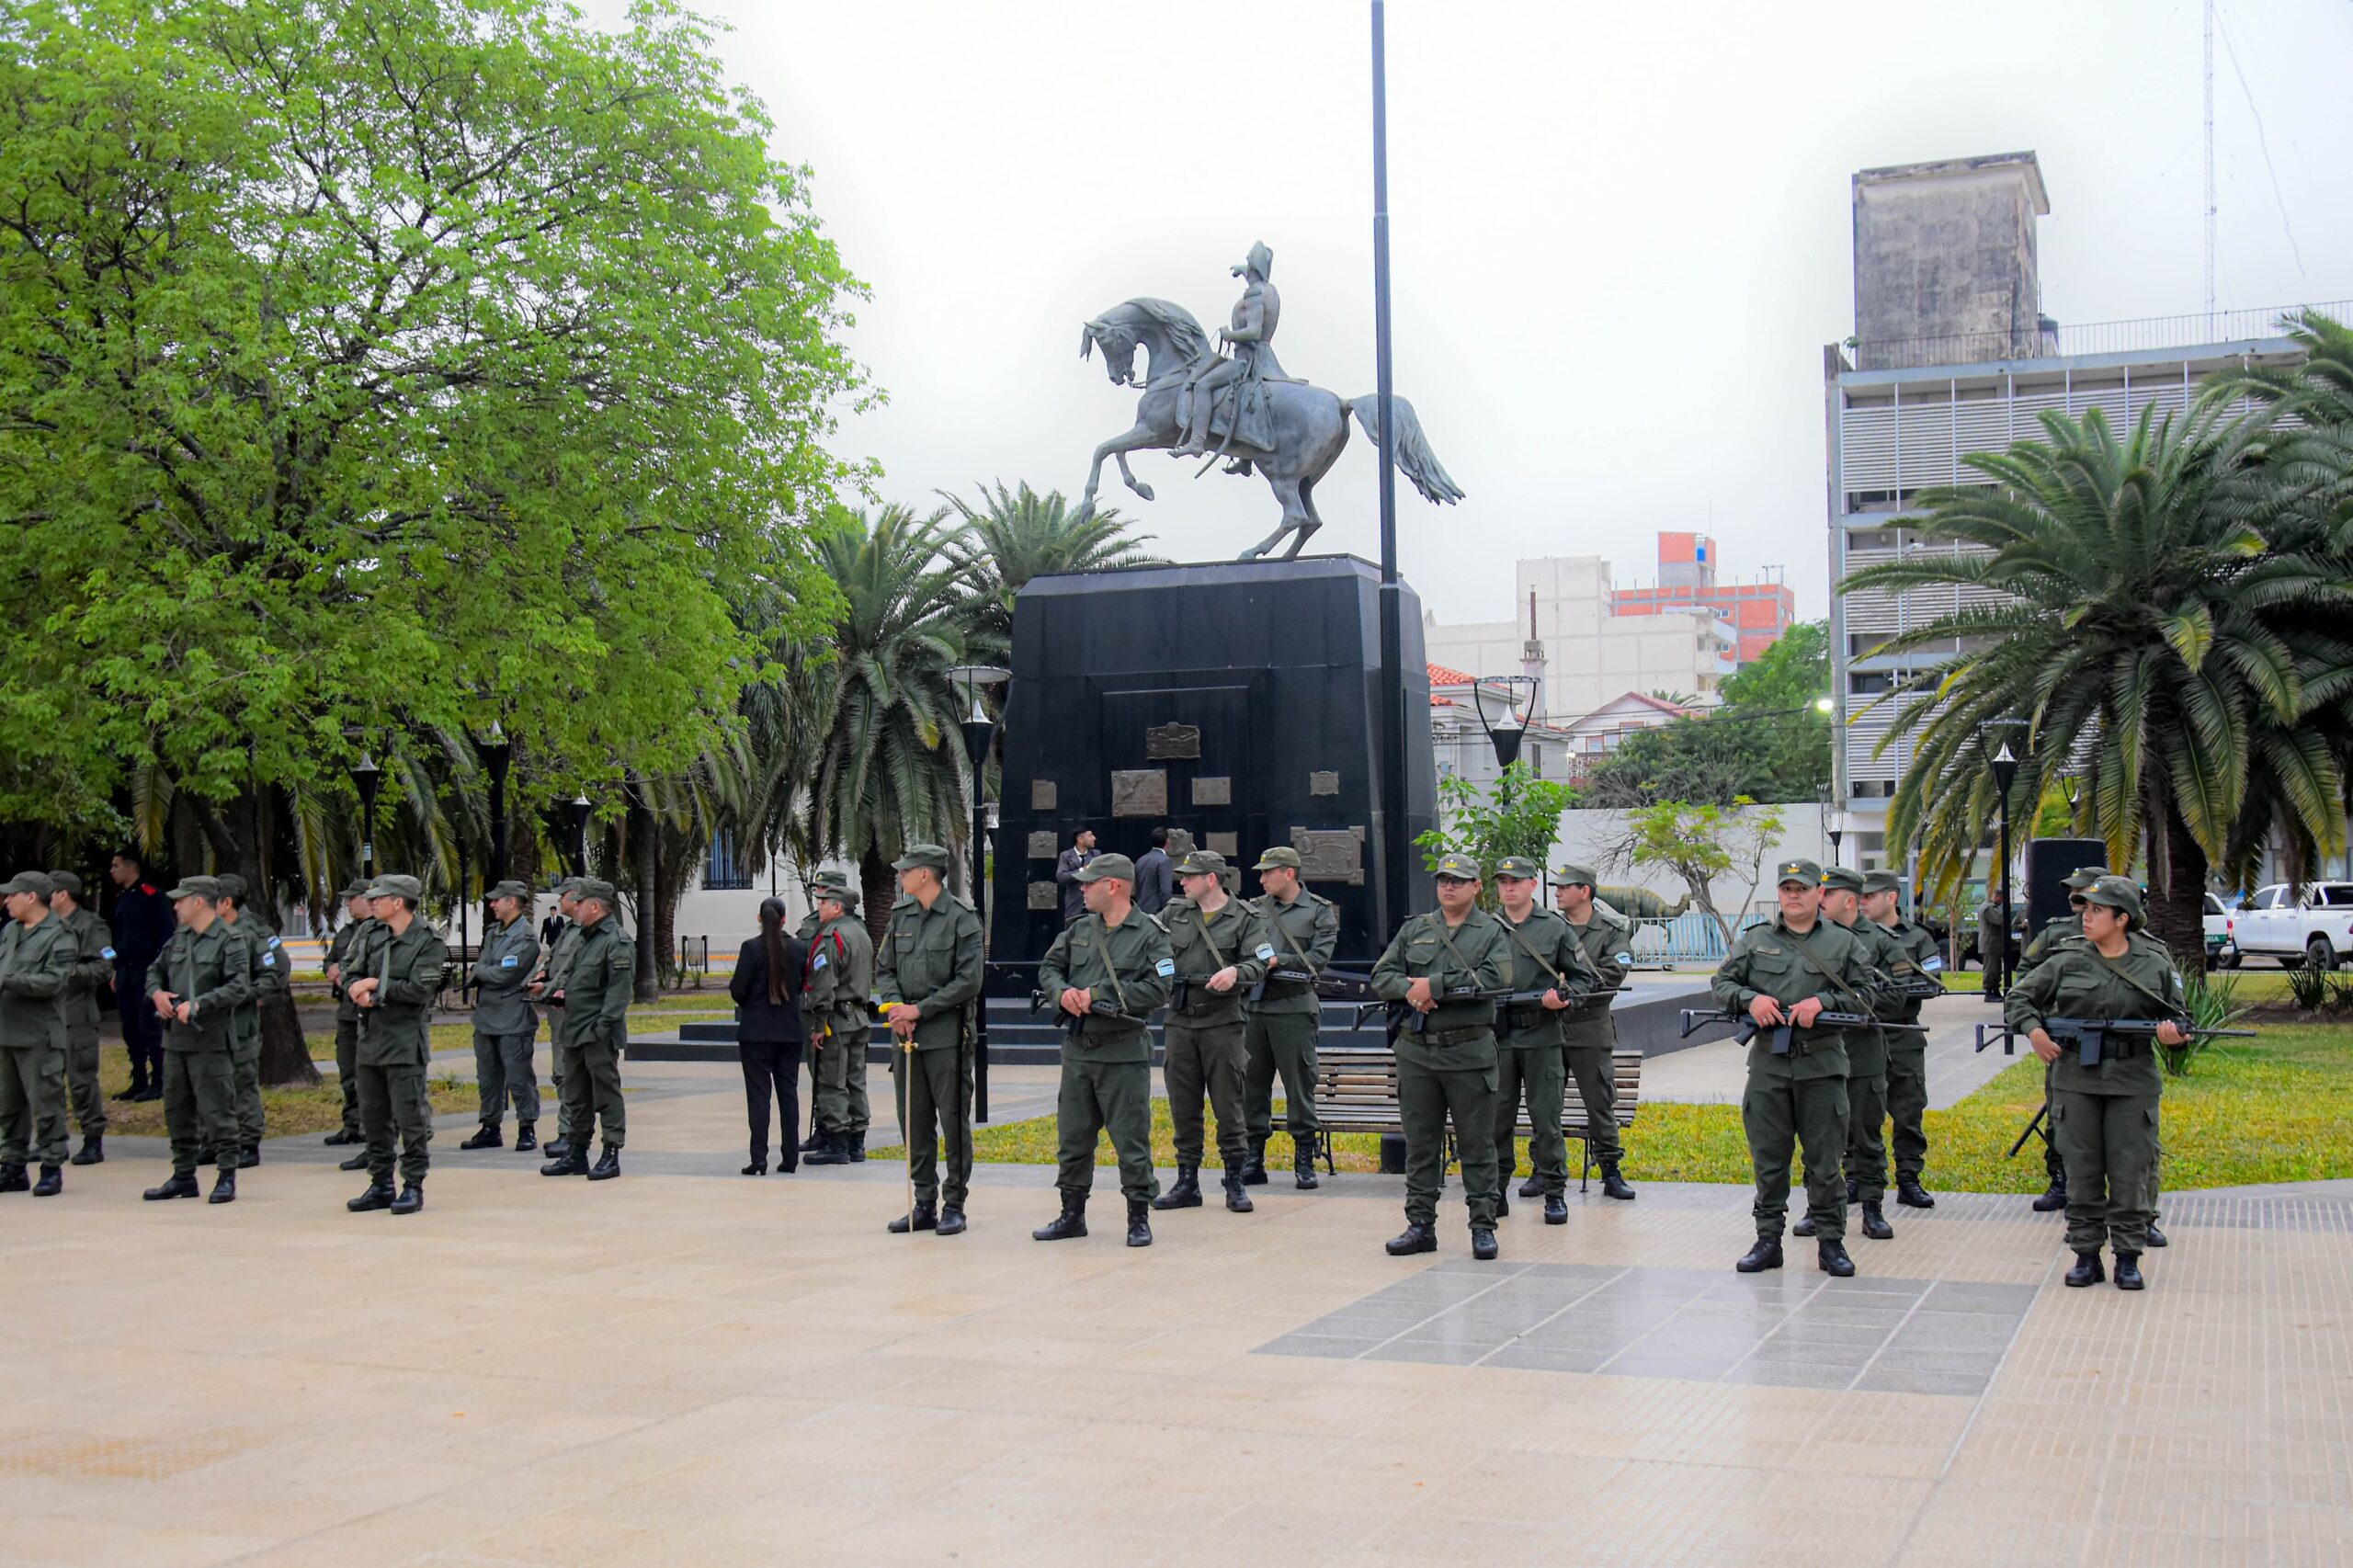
(2229, 881, 2353, 969)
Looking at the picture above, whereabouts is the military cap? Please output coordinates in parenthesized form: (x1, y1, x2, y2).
(1173, 848, 1226, 877)
(2062, 865, 2111, 892)
(554, 877, 584, 899)
(1077, 852, 1137, 883)
(1774, 858, 1822, 888)
(891, 843, 951, 873)
(1554, 862, 1599, 888)
(816, 881, 860, 909)
(1861, 869, 1902, 896)
(1820, 865, 1866, 894)
(1253, 846, 1302, 871)
(1432, 853, 1482, 881)
(363, 873, 425, 902)
(45, 869, 84, 899)
(1494, 856, 1541, 880)
(165, 874, 222, 902)
(2, 870, 55, 899)
(2080, 875, 2144, 925)
(487, 879, 532, 903)
(338, 880, 372, 902)
(214, 872, 246, 901)
(572, 877, 618, 905)
(810, 867, 853, 889)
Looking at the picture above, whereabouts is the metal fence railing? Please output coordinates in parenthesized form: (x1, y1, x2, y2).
(676, 935, 710, 989)
(1854, 300, 2350, 373)
(1627, 911, 1771, 967)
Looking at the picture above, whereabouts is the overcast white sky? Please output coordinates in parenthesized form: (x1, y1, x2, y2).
(585, 0, 2353, 624)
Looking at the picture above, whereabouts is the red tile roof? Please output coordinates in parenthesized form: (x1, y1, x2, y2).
(1427, 661, 1476, 687)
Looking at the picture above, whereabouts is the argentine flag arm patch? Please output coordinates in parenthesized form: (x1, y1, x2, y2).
(1155, 958, 1176, 978)
(1256, 943, 1276, 961)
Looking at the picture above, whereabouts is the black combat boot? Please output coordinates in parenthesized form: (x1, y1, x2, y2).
(237, 1144, 259, 1169)
(460, 1123, 502, 1150)
(586, 1146, 621, 1181)
(1293, 1135, 1320, 1190)
(1791, 1214, 1818, 1237)
(1153, 1165, 1202, 1210)
(70, 1135, 103, 1166)
(515, 1124, 538, 1153)
(2064, 1250, 2106, 1287)
(1032, 1192, 1087, 1241)
(797, 1129, 827, 1153)
(1518, 1173, 1542, 1199)
(143, 1172, 200, 1201)
(1860, 1203, 1894, 1241)
(2113, 1252, 2145, 1290)
(1126, 1199, 1153, 1247)
(323, 1127, 361, 1146)
(390, 1183, 425, 1215)
(2143, 1221, 2167, 1248)
(803, 1131, 851, 1166)
(1241, 1138, 1268, 1186)
(1543, 1194, 1568, 1225)
(1495, 1186, 1509, 1218)
(32, 1165, 63, 1198)
(1736, 1237, 1784, 1273)
(1222, 1170, 1254, 1213)
(337, 1151, 369, 1172)
(936, 1205, 967, 1236)
(1895, 1177, 1935, 1209)
(207, 1170, 236, 1204)
(887, 1200, 938, 1233)
(1817, 1240, 1857, 1278)
(1846, 1176, 1861, 1208)
(539, 1145, 588, 1177)
(2031, 1176, 2068, 1213)
(1471, 1225, 1499, 1262)
(847, 1132, 867, 1164)
(1600, 1161, 1636, 1201)
(542, 1135, 573, 1162)
(1384, 1221, 1438, 1256)
(347, 1180, 394, 1211)
(0, 1164, 27, 1193)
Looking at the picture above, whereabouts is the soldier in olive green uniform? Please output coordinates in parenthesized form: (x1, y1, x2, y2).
(1812, 867, 1905, 1243)
(1711, 858, 1881, 1277)
(142, 876, 253, 1203)
(794, 869, 854, 1154)
(2013, 867, 2106, 1215)
(2004, 876, 2185, 1290)
(528, 881, 585, 1160)
(1551, 866, 1639, 1201)
(1155, 849, 1273, 1214)
(1488, 858, 1601, 1225)
(462, 880, 542, 1151)
(874, 844, 984, 1234)
(1862, 870, 1943, 1209)
(324, 882, 378, 1152)
(47, 871, 113, 1165)
(0, 871, 76, 1196)
(344, 875, 445, 1212)
(1242, 844, 1338, 1187)
(1372, 853, 1513, 1260)
(802, 883, 875, 1165)
(215, 874, 285, 1168)
(540, 878, 631, 1179)
(1034, 853, 1173, 1246)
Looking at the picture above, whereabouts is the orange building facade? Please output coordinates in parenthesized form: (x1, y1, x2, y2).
(1608, 532, 1795, 665)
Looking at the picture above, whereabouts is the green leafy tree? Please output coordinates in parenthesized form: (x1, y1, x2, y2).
(940, 482, 1160, 665)
(0, 0, 863, 1070)
(1415, 761, 1577, 908)
(1841, 403, 2353, 964)
(1584, 622, 1830, 807)
(1618, 797, 1786, 949)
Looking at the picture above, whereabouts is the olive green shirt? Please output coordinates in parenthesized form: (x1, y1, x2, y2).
(151, 921, 255, 1053)
(0, 913, 74, 1050)
(329, 916, 380, 1023)
(532, 917, 580, 1005)
(1561, 902, 1637, 1049)
(874, 894, 983, 1052)
(2016, 914, 2083, 978)
(1710, 914, 1878, 1082)
(1038, 909, 1174, 1063)
(1249, 887, 1340, 1016)
(357, 920, 449, 1067)
(56, 905, 113, 1031)
(804, 911, 878, 1032)
(1492, 903, 1600, 1049)
(1163, 893, 1273, 1026)
(2004, 931, 2185, 1097)
(222, 915, 286, 1054)
(1881, 916, 1943, 1028)
(1371, 906, 1512, 1071)
(556, 917, 633, 1050)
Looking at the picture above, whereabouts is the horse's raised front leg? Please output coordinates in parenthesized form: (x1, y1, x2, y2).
(1077, 424, 1155, 523)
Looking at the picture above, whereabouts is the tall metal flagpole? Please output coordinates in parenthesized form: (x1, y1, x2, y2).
(1371, 0, 1408, 939)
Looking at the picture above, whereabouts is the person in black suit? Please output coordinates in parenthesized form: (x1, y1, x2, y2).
(729, 899, 808, 1175)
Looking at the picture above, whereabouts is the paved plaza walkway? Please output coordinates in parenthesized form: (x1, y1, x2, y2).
(4, 1054, 2348, 1567)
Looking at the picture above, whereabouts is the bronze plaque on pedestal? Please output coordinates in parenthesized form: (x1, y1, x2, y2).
(1111, 769, 1168, 818)
(1308, 770, 1340, 796)
(1144, 723, 1202, 760)
(1191, 776, 1232, 806)
(1030, 780, 1057, 811)
(1027, 881, 1057, 912)
(1026, 832, 1058, 860)
(1290, 826, 1367, 886)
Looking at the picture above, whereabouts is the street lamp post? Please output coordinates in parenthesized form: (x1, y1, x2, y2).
(566, 794, 592, 879)
(1826, 808, 1852, 865)
(1989, 743, 2019, 1000)
(1470, 675, 1537, 778)
(476, 722, 512, 885)
(351, 755, 383, 880)
(948, 665, 1010, 1125)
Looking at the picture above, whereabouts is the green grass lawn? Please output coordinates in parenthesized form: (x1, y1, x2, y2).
(898, 1021, 2353, 1193)
(305, 1004, 733, 1062)
(90, 1047, 479, 1139)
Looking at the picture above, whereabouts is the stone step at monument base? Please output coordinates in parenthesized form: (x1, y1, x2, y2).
(626, 977, 1725, 1065)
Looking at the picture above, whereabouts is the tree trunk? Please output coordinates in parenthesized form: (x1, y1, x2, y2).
(2144, 801, 2209, 974)
(627, 777, 661, 1002)
(859, 842, 895, 954)
(238, 786, 321, 1087)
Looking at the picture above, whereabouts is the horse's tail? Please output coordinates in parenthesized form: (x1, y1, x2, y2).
(1345, 394, 1466, 506)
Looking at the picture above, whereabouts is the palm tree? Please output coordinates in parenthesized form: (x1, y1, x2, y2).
(1842, 402, 2353, 962)
(796, 503, 975, 934)
(940, 481, 1160, 664)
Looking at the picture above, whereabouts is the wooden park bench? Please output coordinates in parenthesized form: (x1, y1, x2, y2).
(1305, 1039, 1644, 1191)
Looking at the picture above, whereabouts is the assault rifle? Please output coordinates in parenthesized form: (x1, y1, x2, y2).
(1170, 971, 1256, 1011)
(1973, 1016, 2252, 1066)
(1677, 1007, 1929, 1056)
(1350, 986, 1516, 1041)
(1029, 988, 1156, 1040)
(1267, 966, 1381, 1006)
(1890, 969, 1949, 1001)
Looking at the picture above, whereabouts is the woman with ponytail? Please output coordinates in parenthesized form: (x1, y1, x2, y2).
(728, 898, 809, 1175)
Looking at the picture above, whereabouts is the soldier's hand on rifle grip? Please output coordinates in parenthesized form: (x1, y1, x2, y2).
(1542, 987, 1568, 1010)
(1208, 966, 1239, 994)
(2029, 1028, 2061, 1063)
(2155, 1020, 2188, 1048)
(1747, 994, 1786, 1027)
(1405, 976, 1436, 1012)
(1058, 986, 1092, 1018)
(1790, 997, 1824, 1028)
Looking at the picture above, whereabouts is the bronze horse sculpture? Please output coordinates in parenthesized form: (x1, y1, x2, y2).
(1074, 297, 1464, 561)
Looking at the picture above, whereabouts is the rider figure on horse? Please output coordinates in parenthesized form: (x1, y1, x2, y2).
(1175, 241, 1285, 465)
